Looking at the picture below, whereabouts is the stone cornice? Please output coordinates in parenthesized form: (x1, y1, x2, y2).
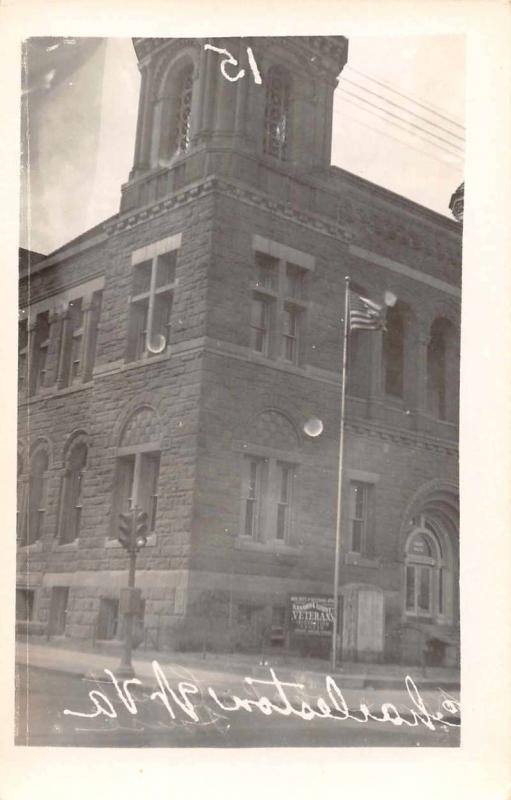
(133, 36, 348, 75)
(344, 419, 458, 458)
(106, 175, 354, 243)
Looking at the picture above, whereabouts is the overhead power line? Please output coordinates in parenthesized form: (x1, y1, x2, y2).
(336, 89, 465, 157)
(339, 109, 463, 169)
(340, 76, 465, 143)
(345, 65, 465, 131)
(336, 94, 464, 161)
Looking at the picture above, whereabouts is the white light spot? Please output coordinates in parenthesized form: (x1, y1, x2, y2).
(304, 417, 324, 438)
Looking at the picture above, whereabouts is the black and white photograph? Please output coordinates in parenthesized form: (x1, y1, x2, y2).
(14, 30, 467, 750)
(2, 0, 511, 795)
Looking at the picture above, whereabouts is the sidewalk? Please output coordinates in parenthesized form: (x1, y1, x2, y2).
(15, 639, 460, 718)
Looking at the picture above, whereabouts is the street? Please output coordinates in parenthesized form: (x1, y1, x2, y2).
(15, 665, 460, 748)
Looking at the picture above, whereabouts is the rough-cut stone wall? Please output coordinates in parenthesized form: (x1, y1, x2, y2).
(17, 171, 460, 663)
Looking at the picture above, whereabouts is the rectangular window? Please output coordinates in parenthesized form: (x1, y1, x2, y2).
(276, 463, 292, 540)
(111, 451, 160, 537)
(282, 306, 300, 364)
(127, 249, 177, 363)
(285, 263, 306, 298)
(139, 452, 160, 532)
(406, 564, 433, 616)
(405, 566, 415, 611)
(272, 606, 286, 628)
(48, 586, 69, 636)
(250, 298, 270, 355)
(69, 299, 84, 383)
(255, 252, 278, 290)
(418, 566, 431, 612)
(438, 567, 444, 614)
(16, 588, 35, 621)
(349, 481, 369, 554)
(18, 320, 28, 394)
(33, 311, 50, 393)
(250, 245, 310, 366)
(242, 456, 295, 544)
(57, 292, 103, 387)
(244, 458, 262, 538)
(97, 598, 119, 641)
(84, 290, 103, 381)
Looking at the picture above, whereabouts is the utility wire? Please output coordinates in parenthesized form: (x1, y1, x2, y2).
(336, 95, 464, 161)
(340, 76, 465, 142)
(346, 65, 465, 130)
(336, 89, 464, 156)
(339, 109, 463, 168)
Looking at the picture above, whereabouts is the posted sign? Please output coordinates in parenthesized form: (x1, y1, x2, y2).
(289, 595, 335, 635)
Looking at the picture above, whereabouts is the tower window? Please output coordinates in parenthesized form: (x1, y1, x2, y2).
(174, 65, 193, 154)
(264, 66, 291, 160)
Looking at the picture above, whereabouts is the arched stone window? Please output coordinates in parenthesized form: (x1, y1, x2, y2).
(427, 317, 457, 420)
(151, 60, 195, 167)
(404, 517, 452, 621)
(110, 407, 162, 538)
(173, 63, 194, 153)
(22, 446, 49, 546)
(58, 438, 87, 544)
(263, 66, 292, 160)
(383, 303, 405, 397)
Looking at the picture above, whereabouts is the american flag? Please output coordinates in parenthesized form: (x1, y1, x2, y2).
(348, 291, 385, 331)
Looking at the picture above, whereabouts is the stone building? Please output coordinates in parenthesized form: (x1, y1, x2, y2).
(16, 36, 461, 666)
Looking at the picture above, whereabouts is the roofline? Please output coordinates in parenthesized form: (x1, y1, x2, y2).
(46, 213, 118, 258)
(324, 165, 462, 235)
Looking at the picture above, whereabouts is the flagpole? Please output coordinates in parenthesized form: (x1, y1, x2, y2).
(331, 275, 350, 673)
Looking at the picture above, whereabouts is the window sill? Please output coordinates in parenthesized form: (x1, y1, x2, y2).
(248, 351, 307, 375)
(122, 352, 172, 372)
(235, 536, 303, 555)
(52, 539, 79, 551)
(17, 540, 43, 553)
(20, 381, 94, 406)
(105, 533, 156, 549)
(344, 552, 381, 568)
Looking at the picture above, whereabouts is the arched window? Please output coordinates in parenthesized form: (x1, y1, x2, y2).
(383, 304, 405, 397)
(173, 63, 193, 154)
(404, 519, 450, 620)
(427, 318, 455, 420)
(23, 447, 49, 546)
(111, 407, 161, 539)
(264, 66, 291, 160)
(150, 60, 195, 168)
(58, 440, 87, 544)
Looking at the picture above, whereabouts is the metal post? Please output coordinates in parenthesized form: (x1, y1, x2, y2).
(118, 509, 137, 678)
(331, 276, 350, 673)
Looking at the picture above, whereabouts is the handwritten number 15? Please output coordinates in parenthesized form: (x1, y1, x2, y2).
(204, 44, 262, 85)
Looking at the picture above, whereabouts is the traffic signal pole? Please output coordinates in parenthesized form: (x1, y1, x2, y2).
(117, 507, 148, 679)
(118, 536, 137, 678)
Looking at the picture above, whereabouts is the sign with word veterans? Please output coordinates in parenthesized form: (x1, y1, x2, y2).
(289, 595, 335, 635)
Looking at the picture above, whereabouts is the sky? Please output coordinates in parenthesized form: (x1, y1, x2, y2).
(20, 35, 464, 255)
